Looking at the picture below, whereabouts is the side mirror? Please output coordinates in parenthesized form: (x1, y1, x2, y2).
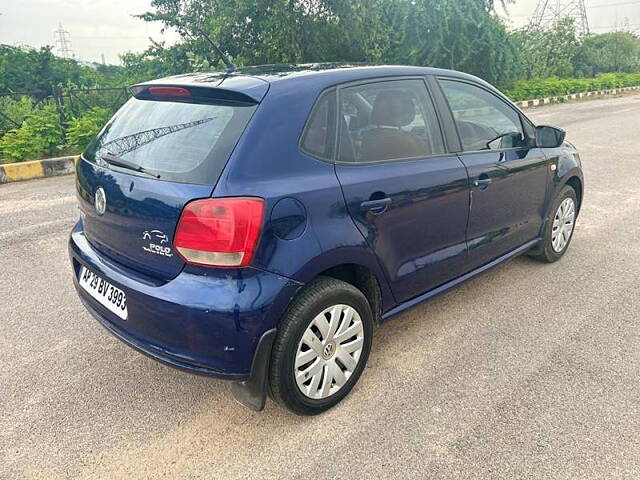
(536, 125, 566, 148)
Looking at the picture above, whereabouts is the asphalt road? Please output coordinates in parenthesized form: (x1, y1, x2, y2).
(2, 94, 639, 479)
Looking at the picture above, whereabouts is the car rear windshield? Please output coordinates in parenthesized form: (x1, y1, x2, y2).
(84, 97, 258, 185)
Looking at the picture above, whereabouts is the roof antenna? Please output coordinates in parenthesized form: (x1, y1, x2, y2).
(196, 29, 236, 74)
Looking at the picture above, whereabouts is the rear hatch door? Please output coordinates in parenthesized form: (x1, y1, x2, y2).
(76, 84, 261, 280)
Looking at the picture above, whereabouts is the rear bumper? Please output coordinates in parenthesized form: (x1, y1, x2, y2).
(69, 220, 302, 380)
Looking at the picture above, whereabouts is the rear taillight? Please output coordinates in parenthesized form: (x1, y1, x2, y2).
(174, 197, 264, 268)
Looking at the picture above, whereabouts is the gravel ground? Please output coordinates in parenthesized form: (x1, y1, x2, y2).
(1, 94, 639, 479)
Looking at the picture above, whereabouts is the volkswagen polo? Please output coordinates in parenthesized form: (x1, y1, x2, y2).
(69, 64, 583, 415)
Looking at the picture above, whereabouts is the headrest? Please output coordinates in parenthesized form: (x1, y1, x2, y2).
(371, 90, 416, 127)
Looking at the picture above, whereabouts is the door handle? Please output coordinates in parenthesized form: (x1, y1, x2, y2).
(473, 175, 492, 190)
(360, 197, 392, 214)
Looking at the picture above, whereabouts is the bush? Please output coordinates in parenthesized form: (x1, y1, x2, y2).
(0, 95, 34, 137)
(505, 72, 640, 101)
(66, 107, 112, 151)
(0, 104, 63, 162)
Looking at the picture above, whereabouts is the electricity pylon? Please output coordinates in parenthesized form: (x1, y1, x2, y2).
(54, 22, 74, 58)
(530, 0, 590, 36)
(96, 117, 216, 158)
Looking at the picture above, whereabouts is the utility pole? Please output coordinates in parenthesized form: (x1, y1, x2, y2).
(54, 22, 74, 58)
(530, 0, 590, 36)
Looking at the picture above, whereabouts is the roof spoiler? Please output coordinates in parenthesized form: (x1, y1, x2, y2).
(130, 84, 260, 106)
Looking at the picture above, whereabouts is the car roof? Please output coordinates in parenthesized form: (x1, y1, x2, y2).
(134, 64, 490, 103)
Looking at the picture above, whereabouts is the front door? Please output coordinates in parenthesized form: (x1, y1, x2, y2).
(334, 78, 470, 303)
(438, 78, 549, 269)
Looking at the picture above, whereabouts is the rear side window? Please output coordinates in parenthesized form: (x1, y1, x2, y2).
(439, 79, 527, 152)
(337, 79, 445, 163)
(84, 98, 257, 185)
(300, 90, 336, 160)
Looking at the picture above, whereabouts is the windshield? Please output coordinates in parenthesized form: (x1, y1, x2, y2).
(84, 97, 257, 185)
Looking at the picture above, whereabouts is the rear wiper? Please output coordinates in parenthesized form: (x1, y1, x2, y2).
(99, 152, 161, 179)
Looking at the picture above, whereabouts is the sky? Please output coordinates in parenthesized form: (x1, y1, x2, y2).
(0, 0, 639, 65)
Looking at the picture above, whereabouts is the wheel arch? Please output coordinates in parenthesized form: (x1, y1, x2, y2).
(565, 175, 583, 214)
(292, 249, 395, 325)
(316, 264, 384, 324)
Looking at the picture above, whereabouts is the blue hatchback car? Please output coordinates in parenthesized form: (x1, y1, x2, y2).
(69, 64, 583, 415)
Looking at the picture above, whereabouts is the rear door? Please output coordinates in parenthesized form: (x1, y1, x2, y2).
(437, 78, 549, 269)
(77, 89, 258, 280)
(333, 78, 470, 303)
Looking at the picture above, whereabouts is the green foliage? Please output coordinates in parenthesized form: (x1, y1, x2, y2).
(511, 23, 640, 82)
(132, 2, 640, 90)
(66, 107, 112, 151)
(512, 17, 579, 80)
(137, 0, 516, 85)
(3, 3, 640, 93)
(504, 72, 640, 101)
(574, 32, 640, 77)
(0, 96, 34, 136)
(0, 104, 63, 162)
(120, 40, 195, 84)
(384, 0, 519, 85)
(4, 2, 640, 163)
(0, 44, 129, 94)
(137, 0, 393, 66)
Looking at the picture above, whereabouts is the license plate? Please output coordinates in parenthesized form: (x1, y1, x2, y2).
(79, 266, 128, 320)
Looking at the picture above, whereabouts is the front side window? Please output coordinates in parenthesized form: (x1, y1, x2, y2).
(338, 79, 445, 163)
(440, 79, 528, 152)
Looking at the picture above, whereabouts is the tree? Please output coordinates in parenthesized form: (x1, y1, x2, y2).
(0, 44, 123, 94)
(138, 0, 392, 66)
(574, 32, 640, 77)
(511, 17, 579, 80)
(383, 0, 519, 85)
(138, 0, 519, 85)
(120, 41, 194, 83)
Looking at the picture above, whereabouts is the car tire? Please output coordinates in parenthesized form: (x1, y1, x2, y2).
(269, 276, 373, 415)
(531, 185, 578, 263)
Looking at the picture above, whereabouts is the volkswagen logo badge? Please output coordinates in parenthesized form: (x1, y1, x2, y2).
(95, 187, 107, 216)
(322, 342, 335, 359)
